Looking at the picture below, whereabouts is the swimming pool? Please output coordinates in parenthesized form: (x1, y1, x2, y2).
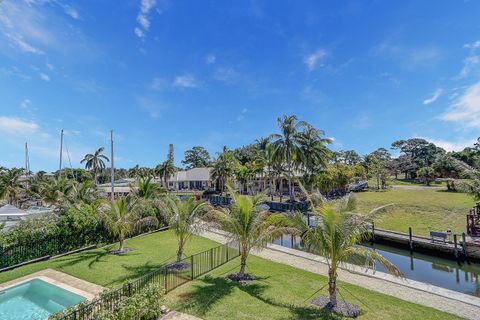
(0, 278, 86, 320)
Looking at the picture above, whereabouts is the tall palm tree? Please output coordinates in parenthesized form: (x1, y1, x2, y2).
(271, 115, 308, 202)
(292, 191, 401, 311)
(157, 195, 208, 262)
(211, 149, 238, 195)
(101, 196, 158, 253)
(155, 160, 176, 188)
(0, 168, 25, 204)
(212, 188, 289, 279)
(81, 147, 109, 185)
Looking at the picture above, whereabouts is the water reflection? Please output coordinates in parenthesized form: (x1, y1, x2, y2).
(273, 235, 480, 297)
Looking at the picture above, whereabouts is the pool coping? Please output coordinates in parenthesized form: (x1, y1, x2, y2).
(0, 269, 104, 301)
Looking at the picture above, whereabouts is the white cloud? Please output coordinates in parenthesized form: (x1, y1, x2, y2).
(134, 0, 157, 39)
(439, 81, 480, 128)
(304, 49, 326, 71)
(423, 88, 443, 105)
(374, 42, 442, 68)
(63, 5, 80, 20)
(40, 73, 50, 81)
(173, 75, 197, 88)
(20, 99, 31, 109)
(206, 53, 216, 64)
(0, 117, 39, 135)
(464, 40, 480, 49)
(423, 137, 477, 152)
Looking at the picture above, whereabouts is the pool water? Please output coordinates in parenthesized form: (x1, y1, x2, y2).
(0, 279, 85, 320)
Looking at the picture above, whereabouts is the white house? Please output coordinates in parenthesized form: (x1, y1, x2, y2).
(164, 167, 213, 191)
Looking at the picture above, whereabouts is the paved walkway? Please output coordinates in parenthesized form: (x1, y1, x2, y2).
(391, 185, 446, 190)
(160, 311, 203, 320)
(198, 228, 480, 320)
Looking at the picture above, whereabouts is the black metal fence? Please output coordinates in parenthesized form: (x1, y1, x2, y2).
(0, 227, 166, 271)
(56, 243, 240, 320)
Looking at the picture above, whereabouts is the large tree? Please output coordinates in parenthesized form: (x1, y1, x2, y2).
(211, 148, 238, 195)
(271, 115, 308, 201)
(155, 160, 176, 188)
(182, 146, 211, 169)
(81, 147, 109, 185)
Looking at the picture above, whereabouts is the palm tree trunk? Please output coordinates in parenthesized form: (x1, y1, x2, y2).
(119, 235, 125, 252)
(177, 238, 184, 262)
(287, 153, 294, 202)
(328, 267, 338, 307)
(239, 247, 248, 276)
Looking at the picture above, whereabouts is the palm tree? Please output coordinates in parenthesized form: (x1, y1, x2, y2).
(292, 191, 401, 312)
(0, 168, 24, 204)
(155, 160, 176, 189)
(101, 196, 158, 253)
(134, 176, 162, 199)
(271, 115, 308, 202)
(211, 149, 238, 195)
(39, 177, 75, 207)
(81, 147, 109, 185)
(157, 195, 208, 263)
(212, 188, 289, 279)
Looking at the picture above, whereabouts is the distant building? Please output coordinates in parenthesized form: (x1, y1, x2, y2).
(164, 167, 213, 191)
(0, 204, 53, 231)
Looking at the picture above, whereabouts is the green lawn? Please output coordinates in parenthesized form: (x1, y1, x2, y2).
(355, 188, 475, 236)
(0, 230, 218, 288)
(167, 255, 461, 320)
(0, 230, 462, 319)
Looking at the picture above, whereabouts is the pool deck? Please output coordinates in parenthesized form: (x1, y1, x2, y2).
(0, 268, 104, 300)
(198, 227, 480, 320)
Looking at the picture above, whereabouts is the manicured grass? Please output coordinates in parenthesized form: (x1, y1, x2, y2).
(166, 255, 461, 320)
(355, 188, 475, 236)
(0, 229, 463, 319)
(0, 230, 218, 288)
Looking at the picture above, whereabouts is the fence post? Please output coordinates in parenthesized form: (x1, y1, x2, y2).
(226, 244, 229, 261)
(210, 247, 214, 269)
(127, 282, 132, 297)
(408, 227, 413, 251)
(191, 255, 194, 280)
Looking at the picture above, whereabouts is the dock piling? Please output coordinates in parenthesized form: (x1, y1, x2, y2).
(408, 227, 413, 251)
(462, 232, 467, 259)
(454, 234, 458, 259)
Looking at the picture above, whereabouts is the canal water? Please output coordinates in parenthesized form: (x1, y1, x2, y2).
(273, 235, 480, 297)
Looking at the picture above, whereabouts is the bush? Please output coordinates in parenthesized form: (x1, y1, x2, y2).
(50, 283, 165, 320)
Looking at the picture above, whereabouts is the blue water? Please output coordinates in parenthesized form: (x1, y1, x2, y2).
(0, 279, 85, 320)
(274, 235, 480, 297)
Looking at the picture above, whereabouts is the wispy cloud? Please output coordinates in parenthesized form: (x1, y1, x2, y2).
(149, 77, 163, 91)
(205, 53, 216, 64)
(63, 5, 80, 20)
(304, 49, 326, 71)
(457, 40, 480, 78)
(173, 75, 197, 88)
(374, 42, 442, 68)
(39, 73, 50, 81)
(135, 0, 157, 39)
(422, 137, 477, 152)
(20, 99, 31, 109)
(0, 117, 39, 135)
(423, 88, 443, 105)
(439, 81, 480, 128)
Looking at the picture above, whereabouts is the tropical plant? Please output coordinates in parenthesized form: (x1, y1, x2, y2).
(155, 160, 176, 188)
(271, 115, 308, 201)
(81, 147, 110, 185)
(416, 166, 436, 186)
(101, 197, 158, 252)
(211, 148, 238, 195)
(212, 188, 289, 278)
(134, 176, 162, 199)
(292, 191, 402, 312)
(0, 168, 24, 204)
(39, 177, 75, 207)
(157, 195, 208, 262)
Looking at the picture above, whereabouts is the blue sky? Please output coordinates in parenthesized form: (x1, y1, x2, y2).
(1, 0, 480, 172)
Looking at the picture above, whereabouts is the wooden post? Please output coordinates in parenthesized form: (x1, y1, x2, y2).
(454, 234, 458, 259)
(408, 227, 413, 251)
(291, 234, 294, 248)
(462, 232, 467, 258)
(191, 255, 194, 280)
(371, 221, 375, 244)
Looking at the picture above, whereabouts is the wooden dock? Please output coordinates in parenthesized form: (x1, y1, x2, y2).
(372, 227, 480, 261)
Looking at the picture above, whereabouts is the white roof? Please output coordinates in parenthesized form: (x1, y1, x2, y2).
(168, 167, 212, 182)
(0, 204, 28, 217)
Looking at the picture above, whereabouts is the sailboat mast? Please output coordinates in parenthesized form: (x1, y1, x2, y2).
(59, 129, 64, 180)
(25, 142, 29, 191)
(110, 130, 114, 201)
